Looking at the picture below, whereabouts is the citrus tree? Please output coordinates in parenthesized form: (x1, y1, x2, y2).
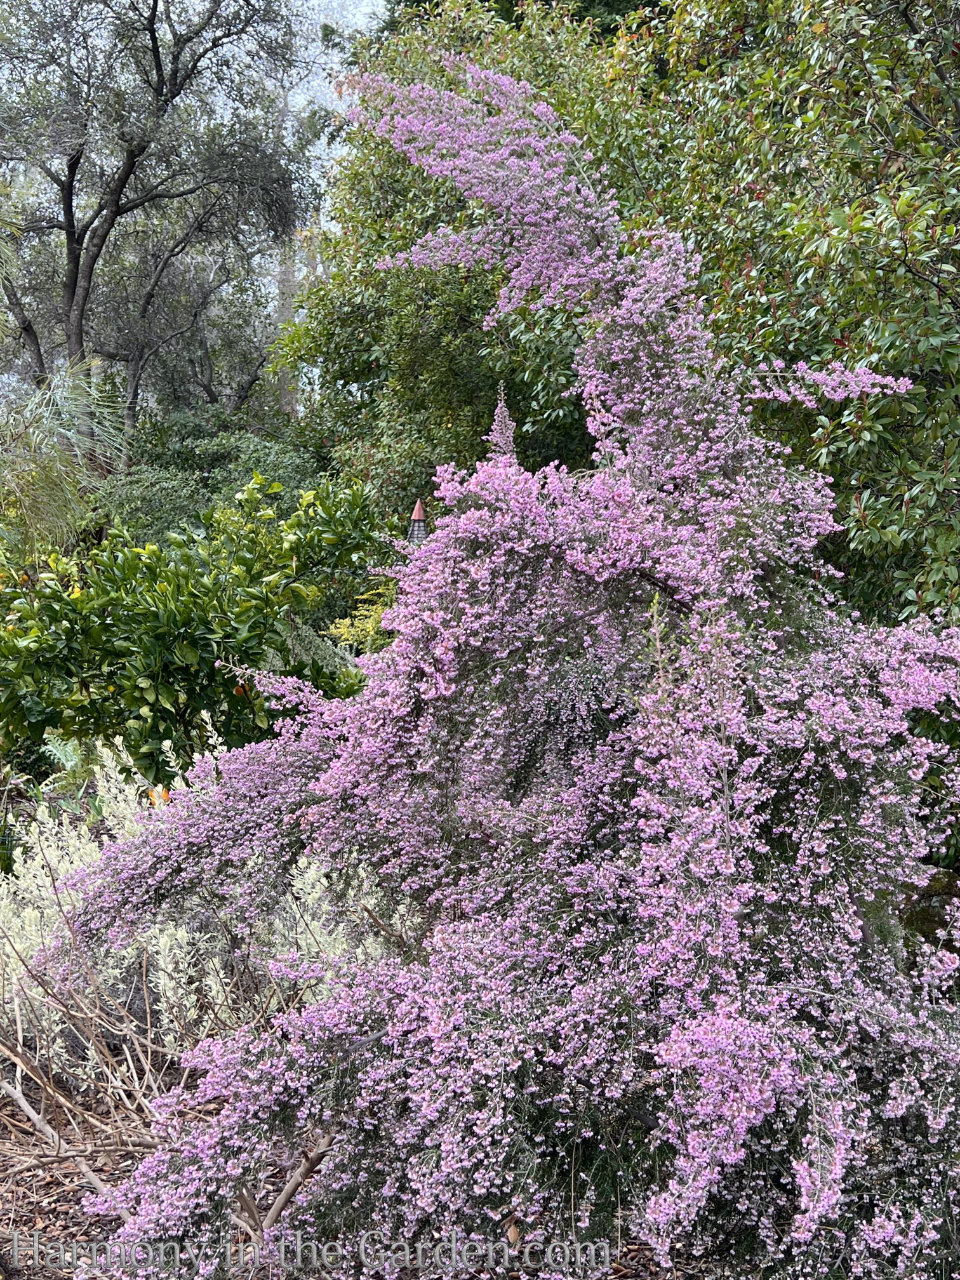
(0, 475, 379, 781)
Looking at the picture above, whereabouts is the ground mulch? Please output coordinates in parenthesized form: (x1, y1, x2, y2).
(0, 1091, 127, 1280)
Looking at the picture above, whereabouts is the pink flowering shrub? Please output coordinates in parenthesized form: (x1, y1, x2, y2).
(23, 63, 960, 1279)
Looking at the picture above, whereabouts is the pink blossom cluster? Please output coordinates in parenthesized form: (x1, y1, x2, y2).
(748, 358, 914, 410)
(38, 64, 960, 1280)
(353, 59, 625, 325)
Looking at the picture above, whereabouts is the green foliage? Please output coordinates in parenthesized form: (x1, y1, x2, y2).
(607, 0, 960, 620)
(2, 734, 111, 844)
(327, 577, 398, 654)
(0, 474, 382, 782)
(381, 0, 651, 40)
(281, 257, 589, 518)
(290, 0, 960, 619)
(0, 811, 13, 877)
(93, 405, 329, 541)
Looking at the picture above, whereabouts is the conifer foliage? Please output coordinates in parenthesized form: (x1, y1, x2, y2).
(36, 64, 960, 1278)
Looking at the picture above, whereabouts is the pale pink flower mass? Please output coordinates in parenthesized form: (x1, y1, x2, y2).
(31, 60, 960, 1280)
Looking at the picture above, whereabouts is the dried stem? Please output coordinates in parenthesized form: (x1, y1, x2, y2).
(0, 1079, 130, 1220)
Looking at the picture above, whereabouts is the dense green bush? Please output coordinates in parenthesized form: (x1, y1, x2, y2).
(604, 0, 960, 620)
(93, 405, 328, 541)
(0, 475, 382, 782)
(280, 259, 590, 519)
(382, 0, 648, 40)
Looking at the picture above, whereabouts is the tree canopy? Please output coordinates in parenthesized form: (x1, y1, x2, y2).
(0, 0, 319, 439)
